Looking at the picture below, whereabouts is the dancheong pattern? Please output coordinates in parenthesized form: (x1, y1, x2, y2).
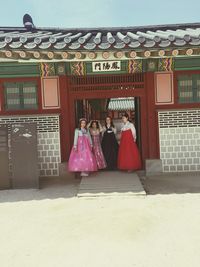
(70, 62, 86, 75)
(40, 63, 56, 77)
(158, 58, 174, 71)
(128, 60, 143, 73)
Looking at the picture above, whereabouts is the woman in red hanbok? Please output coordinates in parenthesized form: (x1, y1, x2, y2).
(118, 113, 141, 171)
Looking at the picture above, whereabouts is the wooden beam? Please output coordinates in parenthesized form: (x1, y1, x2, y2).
(126, 51, 137, 58)
(114, 51, 124, 58)
(75, 52, 86, 60)
(61, 52, 74, 59)
(102, 51, 110, 59)
(88, 52, 97, 59)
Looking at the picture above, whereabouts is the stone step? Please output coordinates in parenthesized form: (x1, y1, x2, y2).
(78, 171, 146, 198)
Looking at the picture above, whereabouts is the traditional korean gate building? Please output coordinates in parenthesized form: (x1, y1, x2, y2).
(0, 18, 200, 176)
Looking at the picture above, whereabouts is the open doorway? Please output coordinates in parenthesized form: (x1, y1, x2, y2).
(74, 97, 142, 153)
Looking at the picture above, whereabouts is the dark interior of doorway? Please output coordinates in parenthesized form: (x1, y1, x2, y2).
(74, 97, 142, 152)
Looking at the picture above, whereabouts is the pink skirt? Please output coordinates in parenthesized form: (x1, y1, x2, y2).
(68, 135, 97, 172)
(92, 134, 107, 169)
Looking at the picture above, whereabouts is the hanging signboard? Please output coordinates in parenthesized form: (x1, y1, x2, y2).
(92, 61, 121, 72)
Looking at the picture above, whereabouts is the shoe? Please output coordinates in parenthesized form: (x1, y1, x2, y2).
(81, 172, 89, 177)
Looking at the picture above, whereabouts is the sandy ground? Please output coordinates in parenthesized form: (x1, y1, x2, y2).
(1, 174, 200, 267)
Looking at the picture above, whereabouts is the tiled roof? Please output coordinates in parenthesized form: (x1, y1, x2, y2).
(1, 22, 200, 51)
(108, 97, 135, 111)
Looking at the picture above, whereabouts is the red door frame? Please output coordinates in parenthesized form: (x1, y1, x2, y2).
(60, 72, 160, 168)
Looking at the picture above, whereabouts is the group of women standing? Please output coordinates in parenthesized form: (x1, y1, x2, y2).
(68, 113, 141, 177)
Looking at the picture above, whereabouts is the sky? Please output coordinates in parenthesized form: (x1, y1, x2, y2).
(0, 0, 200, 28)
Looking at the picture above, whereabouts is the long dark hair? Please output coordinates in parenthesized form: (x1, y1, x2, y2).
(89, 120, 100, 129)
(78, 118, 87, 129)
(105, 116, 115, 128)
(122, 112, 131, 122)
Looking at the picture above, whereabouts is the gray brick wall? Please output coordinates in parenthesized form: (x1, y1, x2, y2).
(0, 114, 61, 176)
(158, 109, 200, 172)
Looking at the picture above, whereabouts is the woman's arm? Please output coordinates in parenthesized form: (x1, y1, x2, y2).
(102, 126, 107, 132)
(87, 122, 91, 129)
(73, 129, 79, 148)
(130, 123, 137, 141)
(98, 121, 103, 132)
(101, 126, 106, 136)
(87, 130, 93, 147)
(112, 127, 117, 134)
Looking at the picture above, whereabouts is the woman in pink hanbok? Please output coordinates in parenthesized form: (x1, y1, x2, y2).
(68, 118, 97, 177)
(88, 120, 107, 170)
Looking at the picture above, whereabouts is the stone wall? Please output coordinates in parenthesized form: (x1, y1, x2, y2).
(158, 109, 200, 172)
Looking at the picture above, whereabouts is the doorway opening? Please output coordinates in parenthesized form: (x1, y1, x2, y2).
(74, 97, 142, 153)
(66, 73, 147, 166)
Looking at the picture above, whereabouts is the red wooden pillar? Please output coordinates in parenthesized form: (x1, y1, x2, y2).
(140, 95, 149, 166)
(0, 81, 4, 113)
(68, 94, 76, 146)
(145, 72, 160, 159)
(59, 75, 71, 162)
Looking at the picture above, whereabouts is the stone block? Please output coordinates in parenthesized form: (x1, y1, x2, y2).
(174, 159, 179, 164)
(184, 165, 189, 171)
(177, 165, 183, 171)
(168, 147, 173, 152)
(164, 165, 169, 172)
(190, 165, 197, 171)
(170, 165, 176, 172)
(193, 158, 199, 164)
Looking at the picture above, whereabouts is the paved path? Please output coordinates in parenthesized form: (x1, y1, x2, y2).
(78, 171, 146, 197)
(1, 173, 200, 267)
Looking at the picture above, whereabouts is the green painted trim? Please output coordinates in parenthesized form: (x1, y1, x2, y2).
(0, 57, 200, 79)
(65, 63, 71, 75)
(0, 63, 40, 77)
(175, 67, 200, 71)
(55, 63, 66, 76)
(175, 57, 200, 71)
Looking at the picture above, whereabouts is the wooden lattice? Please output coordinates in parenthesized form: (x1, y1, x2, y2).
(68, 74, 144, 92)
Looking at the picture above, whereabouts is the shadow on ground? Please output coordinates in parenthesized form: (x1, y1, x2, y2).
(1, 171, 200, 203)
(0, 174, 80, 203)
(140, 172, 200, 195)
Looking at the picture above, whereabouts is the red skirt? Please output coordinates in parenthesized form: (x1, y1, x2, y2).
(118, 129, 142, 170)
